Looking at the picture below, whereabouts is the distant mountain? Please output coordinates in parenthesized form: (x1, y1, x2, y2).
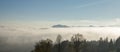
(52, 24, 70, 28)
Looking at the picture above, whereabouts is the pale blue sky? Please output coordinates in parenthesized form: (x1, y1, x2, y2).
(0, 0, 120, 22)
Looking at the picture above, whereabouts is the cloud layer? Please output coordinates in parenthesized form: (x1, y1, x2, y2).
(0, 18, 120, 52)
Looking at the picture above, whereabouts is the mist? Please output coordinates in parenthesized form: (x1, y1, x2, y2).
(0, 24, 120, 52)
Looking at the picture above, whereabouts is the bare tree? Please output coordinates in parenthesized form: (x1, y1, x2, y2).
(71, 34, 85, 52)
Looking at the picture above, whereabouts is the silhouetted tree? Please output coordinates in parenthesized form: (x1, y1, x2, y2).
(31, 34, 120, 52)
(32, 39, 53, 52)
(115, 37, 120, 52)
(109, 39, 115, 52)
(56, 35, 62, 52)
(71, 34, 85, 52)
(98, 37, 109, 52)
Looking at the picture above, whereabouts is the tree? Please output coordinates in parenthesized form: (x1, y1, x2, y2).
(115, 37, 120, 52)
(71, 34, 85, 52)
(32, 39, 53, 52)
(30, 34, 120, 52)
(56, 34, 62, 44)
(109, 39, 115, 52)
(56, 35, 62, 52)
(98, 37, 109, 52)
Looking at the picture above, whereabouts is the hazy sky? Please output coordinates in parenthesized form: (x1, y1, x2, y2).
(0, 0, 120, 26)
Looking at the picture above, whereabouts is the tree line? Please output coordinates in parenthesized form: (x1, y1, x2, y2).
(31, 34, 120, 52)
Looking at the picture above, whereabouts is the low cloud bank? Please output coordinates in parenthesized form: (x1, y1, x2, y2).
(0, 24, 120, 52)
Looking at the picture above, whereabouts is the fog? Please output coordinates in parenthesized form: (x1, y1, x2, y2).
(0, 25, 120, 52)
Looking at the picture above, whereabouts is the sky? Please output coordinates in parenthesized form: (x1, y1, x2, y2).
(0, 0, 120, 26)
(1, 1, 120, 52)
